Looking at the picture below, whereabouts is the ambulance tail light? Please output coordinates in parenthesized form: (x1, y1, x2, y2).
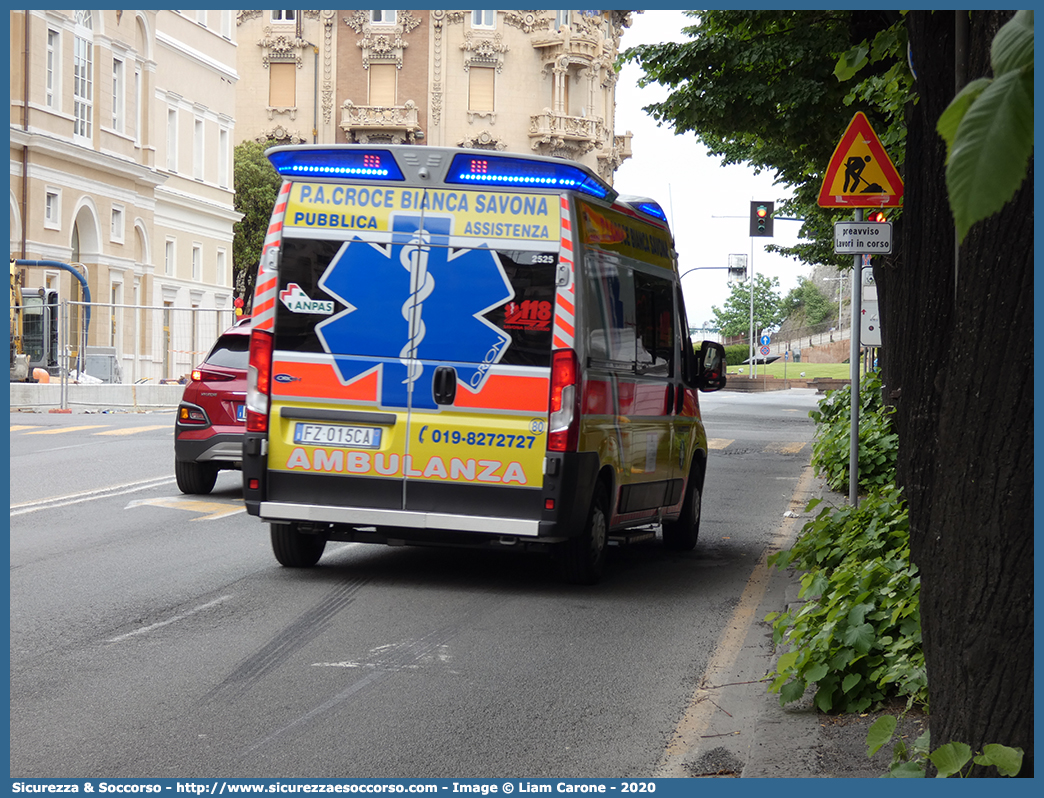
(548, 349, 580, 452)
(246, 329, 273, 433)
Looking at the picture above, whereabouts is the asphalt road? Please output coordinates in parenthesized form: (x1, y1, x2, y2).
(9, 389, 820, 779)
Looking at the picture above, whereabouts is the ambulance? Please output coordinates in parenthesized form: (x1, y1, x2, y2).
(242, 145, 725, 584)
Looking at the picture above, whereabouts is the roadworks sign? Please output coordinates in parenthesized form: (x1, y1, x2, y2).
(818, 112, 904, 208)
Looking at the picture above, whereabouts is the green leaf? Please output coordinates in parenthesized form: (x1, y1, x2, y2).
(779, 678, 806, 705)
(841, 622, 876, 654)
(866, 715, 897, 756)
(888, 761, 926, 778)
(929, 742, 973, 777)
(805, 662, 829, 683)
(776, 650, 800, 675)
(842, 672, 862, 694)
(835, 44, 869, 81)
(991, 10, 1034, 77)
(974, 744, 1024, 777)
(945, 68, 1034, 243)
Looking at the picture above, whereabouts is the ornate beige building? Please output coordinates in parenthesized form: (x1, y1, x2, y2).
(10, 10, 241, 382)
(235, 9, 633, 182)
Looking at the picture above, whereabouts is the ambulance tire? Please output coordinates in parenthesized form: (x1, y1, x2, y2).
(271, 523, 327, 567)
(175, 459, 218, 495)
(557, 481, 609, 585)
(662, 468, 702, 552)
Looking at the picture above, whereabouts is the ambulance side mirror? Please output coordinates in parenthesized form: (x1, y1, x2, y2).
(694, 341, 727, 392)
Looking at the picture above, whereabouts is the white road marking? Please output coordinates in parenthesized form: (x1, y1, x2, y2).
(10, 476, 177, 516)
(106, 595, 233, 643)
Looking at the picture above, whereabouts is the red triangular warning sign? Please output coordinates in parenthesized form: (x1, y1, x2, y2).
(818, 112, 904, 208)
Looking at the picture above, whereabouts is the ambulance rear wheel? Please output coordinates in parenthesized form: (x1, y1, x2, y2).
(271, 523, 326, 567)
(557, 482, 608, 585)
(662, 470, 702, 552)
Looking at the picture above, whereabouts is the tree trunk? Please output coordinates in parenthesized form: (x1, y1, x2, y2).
(895, 10, 1034, 776)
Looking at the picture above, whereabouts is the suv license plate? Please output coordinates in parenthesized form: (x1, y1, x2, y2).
(236, 405, 246, 422)
(293, 422, 382, 449)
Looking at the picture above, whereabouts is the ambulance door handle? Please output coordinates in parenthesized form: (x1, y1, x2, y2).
(433, 366, 457, 405)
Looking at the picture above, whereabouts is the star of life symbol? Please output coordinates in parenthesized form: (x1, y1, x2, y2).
(315, 215, 514, 410)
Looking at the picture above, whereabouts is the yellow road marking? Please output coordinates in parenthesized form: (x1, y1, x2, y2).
(125, 496, 245, 521)
(93, 425, 171, 436)
(764, 441, 808, 454)
(10, 425, 35, 431)
(23, 425, 108, 435)
(707, 438, 734, 450)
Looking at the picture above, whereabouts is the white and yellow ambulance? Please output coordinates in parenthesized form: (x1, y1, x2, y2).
(242, 145, 725, 583)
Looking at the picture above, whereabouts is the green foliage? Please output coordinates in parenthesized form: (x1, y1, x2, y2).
(723, 343, 750, 367)
(809, 372, 898, 494)
(784, 277, 834, 326)
(766, 486, 925, 714)
(623, 10, 910, 270)
(710, 273, 784, 338)
(868, 715, 1024, 777)
(233, 139, 283, 304)
(937, 10, 1034, 243)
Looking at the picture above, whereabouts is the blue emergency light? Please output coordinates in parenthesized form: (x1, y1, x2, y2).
(267, 148, 405, 181)
(445, 153, 616, 201)
(632, 201, 668, 223)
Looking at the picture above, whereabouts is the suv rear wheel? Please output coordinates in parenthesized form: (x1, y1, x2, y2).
(271, 522, 327, 567)
(175, 459, 219, 495)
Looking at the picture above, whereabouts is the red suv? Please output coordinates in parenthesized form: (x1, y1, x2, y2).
(174, 316, 251, 494)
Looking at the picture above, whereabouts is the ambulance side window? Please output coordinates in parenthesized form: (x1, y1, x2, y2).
(634, 271, 674, 378)
(583, 254, 637, 373)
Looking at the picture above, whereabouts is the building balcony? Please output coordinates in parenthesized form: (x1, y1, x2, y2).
(530, 27, 604, 64)
(339, 99, 421, 145)
(529, 111, 605, 156)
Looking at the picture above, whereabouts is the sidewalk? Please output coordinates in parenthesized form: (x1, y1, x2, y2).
(663, 467, 928, 779)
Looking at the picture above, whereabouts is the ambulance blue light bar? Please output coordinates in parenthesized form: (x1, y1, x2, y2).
(446, 153, 617, 201)
(267, 148, 405, 181)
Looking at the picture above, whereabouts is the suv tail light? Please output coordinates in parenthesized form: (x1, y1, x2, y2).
(548, 348, 580, 452)
(192, 367, 237, 383)
(246, 329, 273, 433)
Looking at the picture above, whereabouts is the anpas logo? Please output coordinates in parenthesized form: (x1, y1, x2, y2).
(280, 283, 335, 315)
(315, 215, 513, 410)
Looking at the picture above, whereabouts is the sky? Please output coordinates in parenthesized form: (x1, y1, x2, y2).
(612, 10, 810, 332)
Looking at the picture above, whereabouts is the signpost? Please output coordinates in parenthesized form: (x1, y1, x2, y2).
(819, 112, 903, 508)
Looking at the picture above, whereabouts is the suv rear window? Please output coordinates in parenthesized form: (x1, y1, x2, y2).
(205, 335, 249, 370)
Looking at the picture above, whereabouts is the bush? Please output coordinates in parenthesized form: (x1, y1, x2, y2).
(724, 343, 749, 366)
(766, 486, 926, 714)
(809, 372, 898, 493)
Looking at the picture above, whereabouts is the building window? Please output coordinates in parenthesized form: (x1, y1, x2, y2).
(112, 57, 125, 132)
(268, 62, 297, 107)
(368, 63, 396, 106)
(271, 10, 295, 23)
(469, 67, 495, 112)
(220, 11, 232, 39)
(192, 244, 202, 282)
(216, 249, 227, 287)
(44, 189, 61, 229)
(196, 10, 207, 27)
(167, 106, 178, 171)
(165, 239, 175, 276)
(193, 117, 204, 180)
(218, 127, 229, 188)
(472, 10, 496, 29)
(555, 10, 571, 30)
(134, 65, 142, 145)
(370, 10, 396, 25)
(73, 34, 93, 141)
(46, 29, 60, 109)
(111, 205, 125, 243)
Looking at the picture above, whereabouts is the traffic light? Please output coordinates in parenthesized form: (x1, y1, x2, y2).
(750, 201, 774, 237)
(867, 211, 887, 222)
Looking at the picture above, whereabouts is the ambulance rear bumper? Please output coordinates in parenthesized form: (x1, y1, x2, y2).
(258, 501, 541, 537)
